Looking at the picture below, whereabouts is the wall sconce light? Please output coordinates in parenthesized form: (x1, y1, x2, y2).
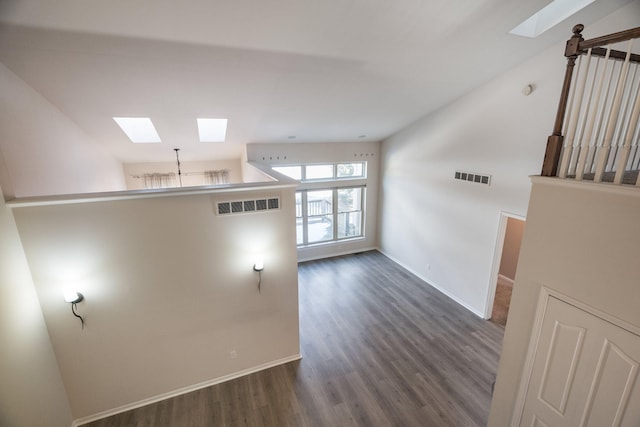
(253, 256, 264, 293)
(64, 291, 85, 329)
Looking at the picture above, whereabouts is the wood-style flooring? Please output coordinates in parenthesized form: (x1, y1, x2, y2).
(490, 278, 513, 327)
(82, 250, 504, 427)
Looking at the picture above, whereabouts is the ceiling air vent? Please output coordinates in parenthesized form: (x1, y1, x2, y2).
(217, 197, 280, 216)
(455, 171, 491, 185)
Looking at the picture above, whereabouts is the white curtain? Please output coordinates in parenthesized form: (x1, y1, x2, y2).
(143, 173, 175, 189)
(204, 170, 229, 185)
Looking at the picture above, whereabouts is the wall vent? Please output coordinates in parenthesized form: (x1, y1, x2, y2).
(217, 197, 279, 216)
(455, 171, 491, 185)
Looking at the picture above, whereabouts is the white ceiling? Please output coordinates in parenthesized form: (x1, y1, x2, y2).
(0, 0, 634, 163)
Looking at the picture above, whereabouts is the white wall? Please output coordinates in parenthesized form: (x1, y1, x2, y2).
(0, 62, 125, 198)
(123, 159, 243, 189)
(11, 184, 300, 422)
(378, 47, 561, 316)
(0, 185, 73, 427)
(247, 141, 380, 261)
(379, 2, 640, 316)
(242, 148, 275, 183)
(488, 178, 640, 425)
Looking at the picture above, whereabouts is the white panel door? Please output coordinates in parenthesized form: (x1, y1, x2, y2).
(520, 295, 640, 426)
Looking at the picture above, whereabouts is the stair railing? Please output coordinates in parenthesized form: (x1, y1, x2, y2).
(541, 24, 640, 186)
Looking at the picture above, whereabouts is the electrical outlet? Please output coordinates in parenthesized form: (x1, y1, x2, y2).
(229, 350, 237, 359)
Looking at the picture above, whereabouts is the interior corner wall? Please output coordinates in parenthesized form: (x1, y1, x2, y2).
(0, 184, 73, 427)
(0, 61, 126, 198)
(242, 146, 274, 183)
(12, 186, 300, 420)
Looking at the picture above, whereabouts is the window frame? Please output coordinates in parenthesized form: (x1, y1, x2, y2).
(272, 161, 368, 248)
(273, 162, 366, 182)
(296, 185, 365, 247)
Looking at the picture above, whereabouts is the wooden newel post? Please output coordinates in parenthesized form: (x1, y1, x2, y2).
(541, 24, 584, 177)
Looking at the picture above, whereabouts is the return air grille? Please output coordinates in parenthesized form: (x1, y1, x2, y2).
(455, 171, 491, 185)
(217, 197, 279, 216)
(256, 199, 267, 210)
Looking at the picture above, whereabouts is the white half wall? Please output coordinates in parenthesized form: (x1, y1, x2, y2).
(0, 184, 73, 427)
(0, 61, 125, 198)
(11, 184, 300, 421)
(488, 178, 640, 425)
(378, 2, 640, 316)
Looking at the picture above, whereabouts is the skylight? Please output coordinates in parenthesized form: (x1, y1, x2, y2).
(197, 118, 228, 142)
(113, 117, 161, 143)
(509, 0, 596, 38)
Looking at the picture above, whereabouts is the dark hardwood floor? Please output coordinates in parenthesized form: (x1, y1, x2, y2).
(82, 251, 504, 426)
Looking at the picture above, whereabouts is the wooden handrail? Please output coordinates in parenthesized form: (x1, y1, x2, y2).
(580, 26, 640, 50)
(590, 47, 640, 64)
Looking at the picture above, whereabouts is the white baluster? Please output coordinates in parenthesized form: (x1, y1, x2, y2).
(611, 62, 639, 173)
(594, 40, 634, 182)
(576, 50, 611, 180)
(615, 65, 640, 184)
(560, 50, 592, 178)
(587, 60, 619, 176)
(559, 55, 583, 178)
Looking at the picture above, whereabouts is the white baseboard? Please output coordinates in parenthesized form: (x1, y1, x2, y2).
(497, 274, 515, 287)
(297, 245, 378, 263)
(72, 353, 302, 427)
(377, 249, 485, 318)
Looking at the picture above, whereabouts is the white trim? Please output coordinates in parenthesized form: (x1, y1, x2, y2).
(511, 286, 553, 425)
(484, 212, 526, 319)
(379, 249, 484, 318)
(530, 175, 640, 197)
(71, 353, 302, 427)
(546, 289, 640, 337)
(498, 274, 515, 287)
(7, 181, 297, 208)
(7, 161, 300, 208)
(297, 245, 377, 263)
(511, 287, 640, 424)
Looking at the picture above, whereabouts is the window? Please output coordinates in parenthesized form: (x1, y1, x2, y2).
(271, 162, 366, 182)
(337, 162, 364, 178)
(271, 162, 367, 247)
(305, 164, 334, 180)
(296, 187, 364, 246)
(273, 166, 302, 180)
(337, 188, 362, 238)
(307, 190, 333, 244)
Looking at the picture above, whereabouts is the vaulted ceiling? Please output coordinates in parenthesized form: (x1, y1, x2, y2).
(0, 0, 634, 163)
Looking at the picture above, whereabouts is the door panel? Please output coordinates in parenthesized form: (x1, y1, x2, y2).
(582, 340, 639, 426)
(538, 322, 585, 414)
(520, 296, 640, 426)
